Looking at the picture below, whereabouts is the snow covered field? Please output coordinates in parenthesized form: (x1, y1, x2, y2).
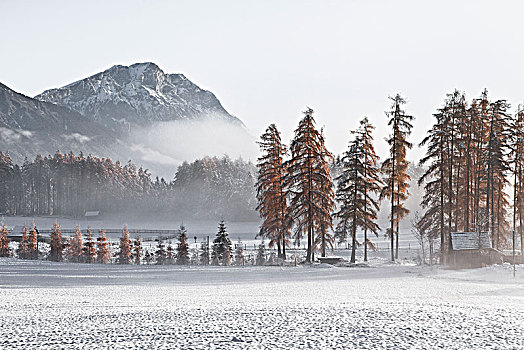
(0, 259, 523, 349)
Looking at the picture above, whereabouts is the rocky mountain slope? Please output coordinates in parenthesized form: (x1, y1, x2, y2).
(0, 82, 114, 163)
(35, 62, 243, 134)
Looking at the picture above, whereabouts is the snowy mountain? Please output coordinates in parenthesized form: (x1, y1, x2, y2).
(0, 82, 114, 163)
(35, 62, 243, 134)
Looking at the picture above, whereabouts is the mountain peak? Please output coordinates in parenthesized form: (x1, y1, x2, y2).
(35, 63, 243, 133)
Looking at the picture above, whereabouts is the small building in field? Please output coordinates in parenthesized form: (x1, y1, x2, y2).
(450, 231, 503, 268)
(84, 211, 100, 220)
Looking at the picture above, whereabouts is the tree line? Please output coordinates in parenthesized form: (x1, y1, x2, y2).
(256, 90, 524, 264)
(0, 218, 279, 266)
(0, 152, 257, 220)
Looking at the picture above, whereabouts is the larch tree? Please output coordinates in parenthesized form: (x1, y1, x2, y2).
(256, 241, 266, 266)
(512, 105, 524, 255)
(133, 236, 142, 265)
(17, 226, 29, 259)
(234, 238, 245, 266)
(66, 226, 84, 263)
(419, 89, 517, 263)
(0, 217, 10, 257)
(380, 94, 414, 261)
(314, 129, 336, 258)
(176, 224, 190, 265)
(509, 104, 524, 257)
(335, 118, 382, 263)
(96, 229, 111, 264)
(285, 108, 335, 262)
(83, 228, 96, 264)
(484, 99, 511, 249)
(49, 220, 63, 262)
(419, 107, 449, 263)
(117, 225, 132, 264)
(255, 124, 290, 259)
(28, 222, 39, 260)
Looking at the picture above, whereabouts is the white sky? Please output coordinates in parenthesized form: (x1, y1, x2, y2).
(2, 0, 524, 161)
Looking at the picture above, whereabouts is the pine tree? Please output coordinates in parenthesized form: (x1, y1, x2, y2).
(256, 124, 290, 259)
(17, 226, 29, 259)
(211, 220, 232, 266)
(199, 239, 210, 266)
(96, 229, 111, 264)
(83, 228, 96, 263)
(166, 243, 175, 264)
(285, 108, 335, 262)
(335, 118, 382, 263)
(256, 241, 266, 266)
(66, 226, 84, 263)
(144, 250, 153, 265)
(133, 236, 142, 265)
(380, 94, 414, 261)
(117, 225, 132, 264)
(176, 224, 190, 265)
(234, 238, 245, 266)
(49, 220, 63, 262)
(0, 217, 11, 257)
(155, 240, 167, 265)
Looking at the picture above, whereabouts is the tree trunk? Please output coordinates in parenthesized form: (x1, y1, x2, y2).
(395, 181, 400, 260)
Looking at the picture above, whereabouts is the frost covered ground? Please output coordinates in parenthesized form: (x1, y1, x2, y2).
(0, 259, 523, 349)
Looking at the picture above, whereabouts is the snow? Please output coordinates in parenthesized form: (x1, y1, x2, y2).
(0, 259, 522, 349)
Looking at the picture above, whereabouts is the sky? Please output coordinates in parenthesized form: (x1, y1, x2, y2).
(2, 0, 524, 161)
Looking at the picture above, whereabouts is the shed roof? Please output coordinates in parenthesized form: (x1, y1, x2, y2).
(451, 232, 492, 251)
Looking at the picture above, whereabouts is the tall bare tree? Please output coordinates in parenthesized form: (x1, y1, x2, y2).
(381, 94, 414, 261)
(255, 124, 290, 259)
(285, 108, 335, 262)
(335, 118, 382, 263)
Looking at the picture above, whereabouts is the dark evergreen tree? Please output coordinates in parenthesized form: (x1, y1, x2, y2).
(199, 239, 210, 266)
(211, 221, 232, 266)
(176, 225, 190, 265)
(155, 240, 167, 265)
(166, 243, 175, 265)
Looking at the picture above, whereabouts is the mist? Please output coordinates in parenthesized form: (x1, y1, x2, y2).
(123, 118, 258, 178)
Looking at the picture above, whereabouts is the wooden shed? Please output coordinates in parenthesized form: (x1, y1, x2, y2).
(449, 232, 503, 268)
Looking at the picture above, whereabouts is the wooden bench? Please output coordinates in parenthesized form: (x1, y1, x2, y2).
(318, 257, 345, 265)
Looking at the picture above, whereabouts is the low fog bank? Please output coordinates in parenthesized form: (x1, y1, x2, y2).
(120, 119, 258, 178)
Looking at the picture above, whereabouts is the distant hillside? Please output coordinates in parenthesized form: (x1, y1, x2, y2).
(0, 82, 114, 164)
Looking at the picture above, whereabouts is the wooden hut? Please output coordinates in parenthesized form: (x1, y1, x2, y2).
(449, 232, 503, 268)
